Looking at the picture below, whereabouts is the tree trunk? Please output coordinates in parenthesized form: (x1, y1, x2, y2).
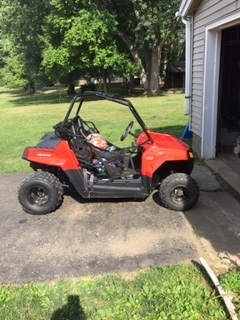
(148, 44, 161, 95)
(24, 80, 36, 94)
(29, 80, 36, 93)
(67, 83, 76, 96)
(102, 68, 109, 94)
(116, 29, 148, 92)
(128, 75, 134, 95)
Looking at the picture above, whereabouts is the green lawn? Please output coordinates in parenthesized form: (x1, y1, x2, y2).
(0, 86, 239, 319)
(1, 265, 239, 320)
(0, 87, 70, 173)
(0, 86, 189, 174)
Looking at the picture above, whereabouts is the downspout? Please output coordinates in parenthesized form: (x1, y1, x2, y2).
(183, 17, 192, 117)
(176, 12, 193, 126)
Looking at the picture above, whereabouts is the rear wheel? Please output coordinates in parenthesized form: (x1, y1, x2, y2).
(159, 173, 199, 211)
(18, 171, 64, 215)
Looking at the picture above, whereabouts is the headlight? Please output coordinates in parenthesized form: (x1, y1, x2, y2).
(188, 151, 194, 159)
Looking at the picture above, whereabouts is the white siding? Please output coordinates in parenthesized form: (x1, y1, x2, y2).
(190, 0, 238, 137)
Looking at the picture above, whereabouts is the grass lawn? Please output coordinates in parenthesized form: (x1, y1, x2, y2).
(0, 86, 239, 319)
(1, 265, 239, 320)
(0, 86, 190, 174)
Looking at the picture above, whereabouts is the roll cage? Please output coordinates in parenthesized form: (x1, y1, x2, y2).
(62, 91, 154, 144)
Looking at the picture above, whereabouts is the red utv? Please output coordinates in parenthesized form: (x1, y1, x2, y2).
(18, 91, 199, 215)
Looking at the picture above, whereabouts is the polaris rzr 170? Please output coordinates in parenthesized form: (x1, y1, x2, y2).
(18, 91, 199, 215)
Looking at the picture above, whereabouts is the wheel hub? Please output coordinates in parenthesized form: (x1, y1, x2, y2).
(171, 186, 188, 203)
(28, 187, 49, 206)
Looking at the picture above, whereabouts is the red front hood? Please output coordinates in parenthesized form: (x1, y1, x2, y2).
(137, 130, 190, 152)
(137, 130, 193, 177)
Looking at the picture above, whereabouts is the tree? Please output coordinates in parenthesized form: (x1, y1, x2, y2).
(42, 1, 137, 94)
(0, 0, 183, 95)
(0, 0, 50, 92)
(93, 0, 183, 95)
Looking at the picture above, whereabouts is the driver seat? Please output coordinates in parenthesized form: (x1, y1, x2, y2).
(70, 122, 138, 180)
(86, 142, 138, 180)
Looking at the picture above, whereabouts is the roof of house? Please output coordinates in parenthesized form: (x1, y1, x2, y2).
(179, 0, 201, 17)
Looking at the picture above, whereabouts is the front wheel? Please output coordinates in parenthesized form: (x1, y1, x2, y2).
(18, 171, 64, 215)
(159, 173, 199, 211)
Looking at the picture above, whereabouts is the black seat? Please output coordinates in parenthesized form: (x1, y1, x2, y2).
(70, 137, 93, 168)
(70, 121, 138, 180)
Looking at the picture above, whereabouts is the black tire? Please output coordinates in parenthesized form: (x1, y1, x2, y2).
(18, 171, 64, 215)
(159, 173, 199, 211)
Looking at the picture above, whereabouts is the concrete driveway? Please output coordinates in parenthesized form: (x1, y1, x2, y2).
(0, 172, 202, 284)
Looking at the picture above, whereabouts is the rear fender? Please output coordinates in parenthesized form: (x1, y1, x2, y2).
(22, 141, 81, 171)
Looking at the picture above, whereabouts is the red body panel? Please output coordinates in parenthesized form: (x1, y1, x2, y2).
(137, 131, 191, 178)
(23, 131, 191, 181)
(23, 141, 81, 171)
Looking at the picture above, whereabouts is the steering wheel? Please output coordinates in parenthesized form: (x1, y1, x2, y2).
(120, 121, 134, 141)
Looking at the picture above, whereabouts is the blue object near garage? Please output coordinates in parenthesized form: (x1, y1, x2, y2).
(180, 122, 193, 139)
